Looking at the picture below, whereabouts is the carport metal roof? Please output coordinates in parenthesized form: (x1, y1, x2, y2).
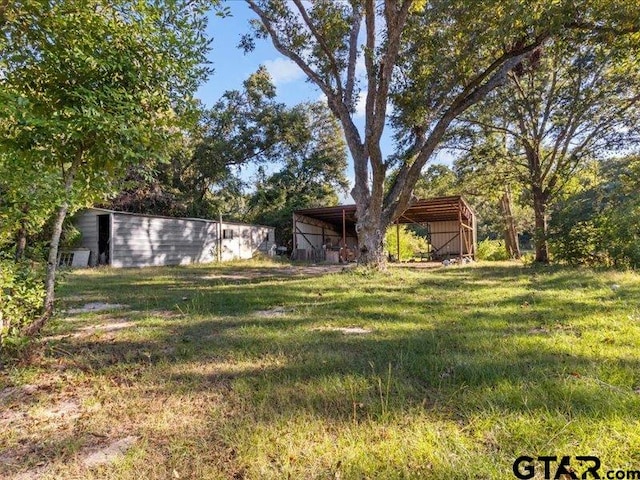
(294, 195, 474, 230)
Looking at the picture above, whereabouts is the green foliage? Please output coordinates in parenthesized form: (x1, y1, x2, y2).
(0, 0, 211, 247)
(384, 225, 429, 262)
(60, 223, 82, 250)
(106, 77, 349, 243)
(0, 0, 212, 326)
(0, 257, 45, 353)
(454, 36, 640, 262)
(476, 239, 511, 261)
(412, 164, 458, 199)
(549, 156, 640, 268)
(247, 101, 349, 244)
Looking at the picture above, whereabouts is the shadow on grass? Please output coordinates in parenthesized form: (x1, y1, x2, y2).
(44, 263, 640, 429)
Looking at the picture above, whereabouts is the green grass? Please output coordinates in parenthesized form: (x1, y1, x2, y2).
(1, 260, 639, 479)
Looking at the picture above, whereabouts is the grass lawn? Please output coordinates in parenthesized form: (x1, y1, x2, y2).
(1, 260, 639, 479)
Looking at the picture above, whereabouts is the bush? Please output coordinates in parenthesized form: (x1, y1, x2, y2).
(549, 156, 640, 269)
(60, 223, 83, 249)
(385, 225, 429, 261)
(0, 256, 45, 353)
(476, 239, 511, 261)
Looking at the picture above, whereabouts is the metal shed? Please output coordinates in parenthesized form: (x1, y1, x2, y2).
(293, 196, 476, 263)
(74, 208, 275, 267)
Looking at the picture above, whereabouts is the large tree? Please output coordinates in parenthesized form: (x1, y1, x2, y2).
(244, 0, 639, 267)
(456, 36, 640, 262)
(0, 0, 211, 332)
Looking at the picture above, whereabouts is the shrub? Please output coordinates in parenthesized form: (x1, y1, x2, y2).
(0, 256, 45, 353)
(549, 156, 640, 269)
(476, 239, 511, 261)
(60, 223, 83, 249)
(385, 225, 429, 261)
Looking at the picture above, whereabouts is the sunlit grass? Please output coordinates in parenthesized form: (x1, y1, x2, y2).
(1, 260, 639, 479)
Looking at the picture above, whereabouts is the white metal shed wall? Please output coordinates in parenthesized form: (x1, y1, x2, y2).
(219, 222, 274, 262)
(74, 209, 275, 268)
(75, 209, 101, 266)
(111, 213, 218, 267)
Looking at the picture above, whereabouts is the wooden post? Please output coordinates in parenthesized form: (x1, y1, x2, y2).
(396, 221, 400, 262)
(458, 199, 463, 263)
(292, 214, 297, 257)
(218, 211, 222, 262)
(342, 208, 346, 262)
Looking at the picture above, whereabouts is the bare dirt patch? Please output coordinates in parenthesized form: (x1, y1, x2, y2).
(0, 384, 38, 404)
(11, 464, 49, 480)
(81, 436, 137, 468)
(67, 302, 128, 314)
(41, 314, 138, 343)
(255, 307, 290, 318)
(313, 326, 372, 335)
(34, 398, 82, 422)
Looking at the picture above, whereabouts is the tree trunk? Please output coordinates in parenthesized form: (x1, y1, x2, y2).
(356, 220, 387, 269)
(14, 218, 27, 261)
(23, 202, 69, 336)
(24, 154, 80, 337)
(499, 188, 520, 259)
(532, 186, 549, 263)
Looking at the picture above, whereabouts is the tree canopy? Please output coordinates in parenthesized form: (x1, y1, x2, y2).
(0, 0, 211, 331)
(244, 0, 640, 267)
(455, 35, 640, 261)
(247, 101, 349, 245)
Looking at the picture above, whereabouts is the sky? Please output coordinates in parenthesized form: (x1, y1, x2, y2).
(196, 3, 321, 109)
(194, 2, 452, 202)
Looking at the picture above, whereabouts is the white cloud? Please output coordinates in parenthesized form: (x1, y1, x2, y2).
(354, 91, 367, 118)
(355, 53, 366, 78)
(353, 91, 395, 119)
(262, 57, 305, 85)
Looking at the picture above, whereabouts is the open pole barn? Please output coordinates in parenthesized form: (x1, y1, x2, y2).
(73, 208, 275, 267)
(292, 196, 476, 263)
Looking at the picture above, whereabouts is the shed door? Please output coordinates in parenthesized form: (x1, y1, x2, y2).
(98, 214, 111, 265)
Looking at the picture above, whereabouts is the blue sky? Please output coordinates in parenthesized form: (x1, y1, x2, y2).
(196, 3, 323, 109)
(195, 2, 452, 202)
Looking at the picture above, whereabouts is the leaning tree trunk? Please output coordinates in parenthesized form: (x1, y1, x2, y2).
(24, 155, 80, 336)
(532, 186, 549, 263)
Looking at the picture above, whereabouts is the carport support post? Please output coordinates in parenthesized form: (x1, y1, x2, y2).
(396, 221, 400, 262)
(458, 199, 463, 264)
(218, 211, 222, 263)
(342, 208, 346, 262)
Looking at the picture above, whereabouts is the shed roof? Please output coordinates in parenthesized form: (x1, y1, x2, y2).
(294, 196, 474, 230)
(85, 207, 275, 230)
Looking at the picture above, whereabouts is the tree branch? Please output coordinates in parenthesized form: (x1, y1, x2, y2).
(384, 35, 550, 223)
(291, 0, 344, 98)
(344, 3, 362, 109)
